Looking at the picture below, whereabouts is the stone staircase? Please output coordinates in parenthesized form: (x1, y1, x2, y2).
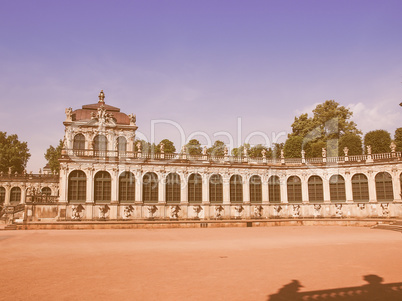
(372, 220, 402, 233)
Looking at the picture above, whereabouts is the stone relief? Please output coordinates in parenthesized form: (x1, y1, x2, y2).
(253, 205, 263, 218)
(170, 205, 181, 219)
(313, 204, 322, 217)
(98, 205, 110, 219)
(123, 205, 134, 219)
(381, 203, 389, 217)
(192, 205, 203, 219)
(214, 205, 224, 218)
(292, 205, 301, 218)
(358, 203, 366, 210)
(71, 204, 84, 220)
(335, 204, 343, 217)
(147, 205, 158, 218)
(234, 205, 244, 218)
(273, 205, 282, 217)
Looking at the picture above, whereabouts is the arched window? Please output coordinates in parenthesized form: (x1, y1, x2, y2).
(188, 173, 202, 203)
(94, 135, 107, 151)
(230, 175, 243, 203)
(73, 134, 85, 150)
(308, 176, 323, 203)
(268, 176, 281, 203)
(352, 173, 369, 202)
(94, 171, 111, 203)
(209, 174, 223, 203)
(10, 187, 21, 205)
(143, 172, 158, 203)
(329, 175, 346, 202)
(41, 187, 52, 196)
(119, 172, 135, 203)
(166, 173, 181, 203)
(375, 172, 394, 201)
(0, 187, 5, 205)
(250, 175, 262, 203)
(287, 176, 302, 203)
(68, 170, 86, 203)
(117, 136, 127, 154)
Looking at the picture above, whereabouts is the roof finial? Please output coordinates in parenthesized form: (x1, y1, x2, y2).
(98, 90, 105, 103)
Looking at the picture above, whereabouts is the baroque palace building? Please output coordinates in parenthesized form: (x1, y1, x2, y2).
(1, 91, 402, 221)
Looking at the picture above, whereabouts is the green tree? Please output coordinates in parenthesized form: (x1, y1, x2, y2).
(185, 139, 202, 155)
(364, 130, 392, 154)
(338, 133, 363, 156)
(156, 139, 176, 153)
(288, 100, 362, 155)
(231, 143, 250, 157)
(394, 128, 402, 152)
(273, 143, 284, 158)
(283, 136, 303, 158)
(44, 140, 63, 174)
(208, 140, 225, 156)
(0, 132, 31, 174)
(249, 144, 272, 158)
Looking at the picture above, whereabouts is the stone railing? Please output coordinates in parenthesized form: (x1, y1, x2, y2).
(63, 148, 402, 166)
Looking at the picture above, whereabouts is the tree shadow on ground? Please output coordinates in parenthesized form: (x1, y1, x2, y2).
(268, 274, 402, 301)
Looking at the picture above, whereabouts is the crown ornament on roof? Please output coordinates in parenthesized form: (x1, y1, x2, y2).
(98, 90, 105, 103)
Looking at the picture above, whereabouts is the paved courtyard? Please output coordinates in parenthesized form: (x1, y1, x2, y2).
(1, 226, 401, 300)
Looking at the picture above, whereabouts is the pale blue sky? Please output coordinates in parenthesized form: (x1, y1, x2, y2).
(0, 0, 401, 172)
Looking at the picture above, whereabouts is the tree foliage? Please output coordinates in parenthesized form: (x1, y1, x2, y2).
(0, 132, 31, 174)
(364, 130, 392, 154)
(283, 136, 303, 158)
(185, 139, 202, 155)
(157, 139, 176, 153)
(207, 140, 225, 156)
(338, 133, 363, 156)
(286, 100, 362, 157)
(44, 140, 63, 174)
(394, 128, 402, 152)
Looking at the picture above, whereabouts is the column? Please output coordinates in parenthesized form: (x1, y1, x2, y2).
(135, 171, 142, 203)
(262, 177, 269, 204)
(4, 184, 11, 206)
(180, 173, 188, 204)
(280, 175, 288, 203)
(344, 173, 353, 203)
(323, 176, 331, 203)
(59, 167, 69, 203)
(223, 175, 230, 204)
(202, 174, 209, 204)
(20, 184, 26, 204)
(111, 169, 119, 203)
(392, 171, 401, 202)
(301, 175, 309, 204)
(243, 176, 250, 204)
(86, 169, 94, 203)
(367, 172, 376, 202)
(158, 173, 166, 204)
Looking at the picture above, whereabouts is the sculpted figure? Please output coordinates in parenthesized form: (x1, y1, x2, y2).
(71, 205, 84, 220)
(170, 205, 181, 219)
(193, 205, 203, 218)
(147, 205, 158, 218)
(280, 149, 284, 159)
(123, 205, 134, 219)
(224, 146, 228, 156)
(322, 148, 326, 158)
(390, 142, 396, 152)
(65, 107, 73, 121)
(261, 149, 266, 159)
(343, 147, 349, 157)
(243, 147, 248, 157)
(234, 205, 244, 218)
(215, 205, 224, 218)
(381, 203, 389, 217)
(301, 150, 305, 159)
(128, 114, 136, 126)
(335, 204, 343, 217)
(202, 146, 207, 155)
(136, 141, 142, 152)
(292, 205, 300, 217)
(98, 205, 110, 219)
(366, 145, 372, 155)
(160, 143, 165, 153)
(273, 205, 282, 217)
(313, 204, 321, 217)
(254, 205, 263, 218)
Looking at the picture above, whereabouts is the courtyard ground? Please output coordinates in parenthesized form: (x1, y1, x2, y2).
(0, 226, 401, 300)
